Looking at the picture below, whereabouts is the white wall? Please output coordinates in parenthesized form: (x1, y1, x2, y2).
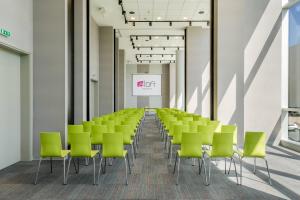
(0, 48, 21, 169)
(216, 0, 283, 145)
(0, 0, 33, 164)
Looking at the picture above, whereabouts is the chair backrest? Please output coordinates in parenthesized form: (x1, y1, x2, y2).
(172, 124, 189, 144)
(91, 125, 108, 144)
(40, 132, 62, 157)
(101, 120, 115, 133)
(208, 120, 221, 132)
(83, 121, 95, 132)
(67, 125, 84, 144)
(115, 125, 132, 144)
(102, 132, 124, 157)
(221, 125, 237, 145)
(180, 132, 203, 157)
(211, 132, 233, 157)
(198, 125, 214, 145)
(243, 132, 266, 157)
(70, 132, 91, 157)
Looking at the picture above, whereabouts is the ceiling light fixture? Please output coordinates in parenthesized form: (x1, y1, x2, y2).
(157, 16, 161, 20)
(151, 47, 153, 50)
(154, 36, 159, 39)
(167, 36, 169, 40)
(149, 36, 152, 40)
(189, 21, 192, 26)
(198, 11, 205, 14)
(183, 17, 188, 20)
(169, 22, 172, 26)
(130, 16, 135, 20)
(163, 47, 166, 50)
(129, 11, 135, 14)
(149, 21, 152, 26)
(132, 22, 135, 26)
(136, 36, 138, 40)
(182, 36, 184, 40)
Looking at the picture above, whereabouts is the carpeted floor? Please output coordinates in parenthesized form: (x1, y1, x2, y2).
(0, 115, 299, 199)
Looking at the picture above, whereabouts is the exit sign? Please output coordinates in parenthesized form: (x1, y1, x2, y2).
(0, 28, 11, 37)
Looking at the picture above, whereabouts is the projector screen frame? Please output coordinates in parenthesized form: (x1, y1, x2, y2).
(131, 73, 162, 96)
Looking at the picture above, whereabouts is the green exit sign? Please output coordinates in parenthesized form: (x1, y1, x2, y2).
(0, 28, 11, 37)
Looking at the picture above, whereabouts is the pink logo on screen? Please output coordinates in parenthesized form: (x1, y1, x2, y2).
(137, 81, 144, 87)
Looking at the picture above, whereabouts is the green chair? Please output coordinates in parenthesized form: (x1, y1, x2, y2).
(205, 132, 239, 184)
(83, 121, 95, 132)
(67, 125, 84, 145)
(66, 132, 99, 185)
(221, 125, 237, 147)
(237, 132, 271, 185)
(173, 132, 208, 185)
(198, 125, 215, 149)
(168, 124, 189, 165)
(98, 132, 131, 185)
(115, 125, 136, 165)
(34, 132, 70, 185)
(91, 125, 108, 147)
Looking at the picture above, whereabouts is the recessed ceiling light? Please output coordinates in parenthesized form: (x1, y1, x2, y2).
(183, 17, 188, 20)
(157, 16, 162, 20)
(129, 11, 135, 14)
(131, 16, 135, 20)
(154, 36, 159, 39)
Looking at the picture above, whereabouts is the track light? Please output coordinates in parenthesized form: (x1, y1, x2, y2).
(182, 36, 184, 40)
(136, 36, 138, 40)
(122, 10, 126, 15)
(163, 47, 166, 50)
(162, 54, 164, 57)
(207, 21, 210, 26)
(169, 22, 172, 26)
(151, 47, 153, 50)
(149, 22, 152, 26)
(137, 47, 140, 50)
(133, 46, 135, 49)
(133, 22, 135, 26)
(189, 21, 192, 26)
(167, 36, 169, 40)
(125, 20, 128, 24)
(119, 0, 122, 5)
(160, 61, 162, 63)
(150, 55, 152, 57)
(177, 47, 180, 50)
(149, 36, 152, 40)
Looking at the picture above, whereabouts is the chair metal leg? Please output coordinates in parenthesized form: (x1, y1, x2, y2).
(97, 157, 103, 184)
(93, 157, 96, 185)
(103, 158, 106, 174)
(264, 158, 272, 185)
(50, 157, 53, 173)
(253, 158, 256, 174)
(227, 158, 232, 174)
(232, 157, 239, 185)
(173, 153, 178, 174)
(72, 158, 78, 173)
(208, 158, 211, 185)
(240, 157, 243, 185)
(77, 158, 80, 173)
(224, 158, 227, 174)
(85, 157, 89, 166)
(192, 158, 196, 166)
(34, 158, 42, 185)
(124, 157, 128, 185)
(63, 157, 66, 185)
(126, 153, 131, 174)
(198, 158, 201, 174)
(168, 144, 173, 165)
(176, 157, 181, 185)
(66, 157, 72, 184)
(199, 158, 204, 175)
(131, 144, 135, 166)
(202, 158, 208, 186)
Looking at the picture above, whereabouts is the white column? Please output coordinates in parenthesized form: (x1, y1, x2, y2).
(176, 50, 185, 110)
(169, 63, 176, 108)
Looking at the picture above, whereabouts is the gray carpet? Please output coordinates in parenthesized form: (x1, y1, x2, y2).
(0, 116, 299, 199)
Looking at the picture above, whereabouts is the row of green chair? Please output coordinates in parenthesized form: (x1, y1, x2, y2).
(156, 108, 271, 186)
(34, 108, 145, 185)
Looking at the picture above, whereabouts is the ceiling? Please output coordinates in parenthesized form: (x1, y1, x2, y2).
(91, 0, 211, 64)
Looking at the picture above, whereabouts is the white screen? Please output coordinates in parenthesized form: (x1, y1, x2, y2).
(132, 74, 161, 96)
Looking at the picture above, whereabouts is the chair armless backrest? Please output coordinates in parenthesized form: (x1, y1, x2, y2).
(211, 132, 233, 157)
(208, 121, 221, 132)
(102, 132, 124, 157)
(102, 120, 115, 133)
(243, 132, 266, 157)
(67, 125, 84, 145)
(83, 121, 95, 132)
(70, 132, 91, 157)
(221, 125, 237, 145)
(115, 125, 132, 144)
(40, 132, 62, 157)
(198, 125, 214, 146)
(91, 125, 108, 144)
(181, 132, 203, 157)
